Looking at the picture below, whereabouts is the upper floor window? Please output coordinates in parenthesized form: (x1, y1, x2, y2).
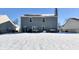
(43, 18, 45, 22)
(30, 18, 32, 22)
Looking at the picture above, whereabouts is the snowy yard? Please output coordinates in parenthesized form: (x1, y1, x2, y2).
(0, 33, 79, 50)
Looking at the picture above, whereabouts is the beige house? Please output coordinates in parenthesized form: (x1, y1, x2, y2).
(0, 15, 18, 33)
(61, 18, 79, 33)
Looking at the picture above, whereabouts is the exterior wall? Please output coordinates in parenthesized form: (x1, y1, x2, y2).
(45, 17, 57, 29)
(21, 16, 57, 32)
(0, 21, 16, 33)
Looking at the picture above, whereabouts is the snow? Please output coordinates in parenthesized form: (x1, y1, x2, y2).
(0, 33, 79, 50)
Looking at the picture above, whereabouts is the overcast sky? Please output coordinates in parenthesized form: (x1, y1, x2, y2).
(0, 8, 79, 25)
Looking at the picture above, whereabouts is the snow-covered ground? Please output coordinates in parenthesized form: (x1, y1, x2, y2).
(0, 33, 79, 50)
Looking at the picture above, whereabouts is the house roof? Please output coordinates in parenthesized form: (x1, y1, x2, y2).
(0, 15, 9, 24)
(69, 18, 79, 21)
(62, 18, 79, 26)
(62, 17, 79, 29)
(0, 15, 18, 27)
(24, 14, 55, 16)
(22, 14, 56, 17)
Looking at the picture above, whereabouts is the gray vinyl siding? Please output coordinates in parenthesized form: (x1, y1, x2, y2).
(21, 16, 57, 32)
(0, 21, 16, 33)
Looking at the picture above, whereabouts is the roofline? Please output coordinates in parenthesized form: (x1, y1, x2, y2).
(62, 18, 79, 28)
(6, 15, 18, 28)
(21, 15, 57, 17)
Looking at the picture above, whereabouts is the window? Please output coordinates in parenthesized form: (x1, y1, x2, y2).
(43, 18, 45, 22)
(30, 18, 32, 22)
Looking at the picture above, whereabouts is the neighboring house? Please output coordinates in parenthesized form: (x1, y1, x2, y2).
(20, 9, 58, 32)
(0, 15, 18, 33)
(61, 18, 79, 33)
